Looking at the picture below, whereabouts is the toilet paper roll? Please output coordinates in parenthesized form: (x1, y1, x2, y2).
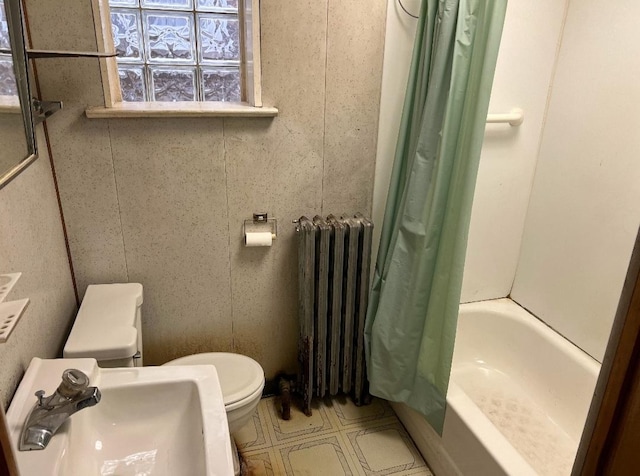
(245, 231, 273, 247)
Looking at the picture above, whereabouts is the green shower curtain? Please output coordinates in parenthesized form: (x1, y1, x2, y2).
(364, 0, 507, 433)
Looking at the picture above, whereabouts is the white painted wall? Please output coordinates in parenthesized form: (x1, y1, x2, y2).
(372, 0, 569, 303)
(511, 0, 640, 362)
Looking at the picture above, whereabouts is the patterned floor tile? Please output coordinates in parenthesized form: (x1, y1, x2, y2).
(274, 433, 359, 476)
(240, 396, 433, 475)
(240, 448, 282, 476)
(325, 396, 397, 429)
(263, 396, 335, 444)
(343, 421, 430, 476)
(235, 403, 272, 451)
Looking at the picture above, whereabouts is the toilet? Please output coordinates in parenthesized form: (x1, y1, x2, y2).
(63, 283, 265, 475)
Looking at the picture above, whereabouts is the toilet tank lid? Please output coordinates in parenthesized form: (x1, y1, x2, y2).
(64, 283, 143, 360)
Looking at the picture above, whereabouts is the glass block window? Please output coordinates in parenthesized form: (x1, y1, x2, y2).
(109, 0, 241, 102)
(0, 0, 17, 97)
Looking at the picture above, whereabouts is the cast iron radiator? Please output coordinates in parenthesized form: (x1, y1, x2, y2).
(296, 213, 373, 415)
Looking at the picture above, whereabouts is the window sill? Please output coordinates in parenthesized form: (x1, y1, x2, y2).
(0, 96, 20, 114)
(85, 101, 278, 119)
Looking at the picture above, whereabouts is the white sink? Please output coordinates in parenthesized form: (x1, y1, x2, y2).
(6, 358, 234, 476)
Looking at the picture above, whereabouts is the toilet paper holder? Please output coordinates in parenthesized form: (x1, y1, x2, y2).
(243, 213, 277, 239)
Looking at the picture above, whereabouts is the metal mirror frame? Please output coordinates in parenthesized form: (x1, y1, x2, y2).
(0, 0, 37, 190)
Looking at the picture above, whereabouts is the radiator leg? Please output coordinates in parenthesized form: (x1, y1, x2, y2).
(279, 376, 291, 420)
(300, 336, 313, 416)
(353, 385, 372, 407)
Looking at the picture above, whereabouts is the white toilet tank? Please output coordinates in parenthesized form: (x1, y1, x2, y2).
(64, 283, 144, 368)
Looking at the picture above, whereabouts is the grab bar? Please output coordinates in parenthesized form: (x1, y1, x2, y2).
(486, 108, 524, 126)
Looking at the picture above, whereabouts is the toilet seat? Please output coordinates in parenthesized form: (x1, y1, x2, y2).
(164, 352, 264, 409)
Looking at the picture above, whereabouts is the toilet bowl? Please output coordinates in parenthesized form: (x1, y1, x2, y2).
(164, 352, 265, 435)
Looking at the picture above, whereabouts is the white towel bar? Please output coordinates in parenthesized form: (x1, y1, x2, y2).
(486, 108, 524, 126)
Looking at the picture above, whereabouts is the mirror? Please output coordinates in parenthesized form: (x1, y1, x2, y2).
(0, 0, 37, 190)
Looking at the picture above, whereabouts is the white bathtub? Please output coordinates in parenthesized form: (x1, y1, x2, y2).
(392, 298, 600, 476)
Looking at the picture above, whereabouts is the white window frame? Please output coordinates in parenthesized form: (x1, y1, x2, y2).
(87, 0, 277, 118)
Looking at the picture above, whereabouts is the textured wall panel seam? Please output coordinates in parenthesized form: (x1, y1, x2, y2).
(320, 0, 330, 217)
(222, 118, 236, 351)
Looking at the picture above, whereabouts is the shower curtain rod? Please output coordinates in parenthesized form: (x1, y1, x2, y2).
(486, 108, 524, 126)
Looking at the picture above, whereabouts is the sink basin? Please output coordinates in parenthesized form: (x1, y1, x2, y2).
(6, 358, 234, 475)
(64, 380, 206, 474)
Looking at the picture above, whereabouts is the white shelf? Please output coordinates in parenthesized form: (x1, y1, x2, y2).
(0, 273, 29, 343)
(0, 299, 29, 343)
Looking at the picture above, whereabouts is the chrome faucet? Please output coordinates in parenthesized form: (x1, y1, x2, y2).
(19, 369, 101, 451)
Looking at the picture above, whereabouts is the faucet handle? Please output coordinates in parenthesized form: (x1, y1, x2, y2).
(57, 369, 90, 398)
(34, 390, 45, 407)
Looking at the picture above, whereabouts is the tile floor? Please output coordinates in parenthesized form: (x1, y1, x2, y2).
(235, 396, 433, 476)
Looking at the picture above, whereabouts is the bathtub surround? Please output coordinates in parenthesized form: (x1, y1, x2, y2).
(377, 0, 639, 363)
(460, 0, 570, 302)
(22, 0, 387, 378)
(366, 0, 507, 433)
(511, 0, 640, 362)
(373, 1, 570, 305)
(0, 128, 77, 409)
(371, 0, 418, 267)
